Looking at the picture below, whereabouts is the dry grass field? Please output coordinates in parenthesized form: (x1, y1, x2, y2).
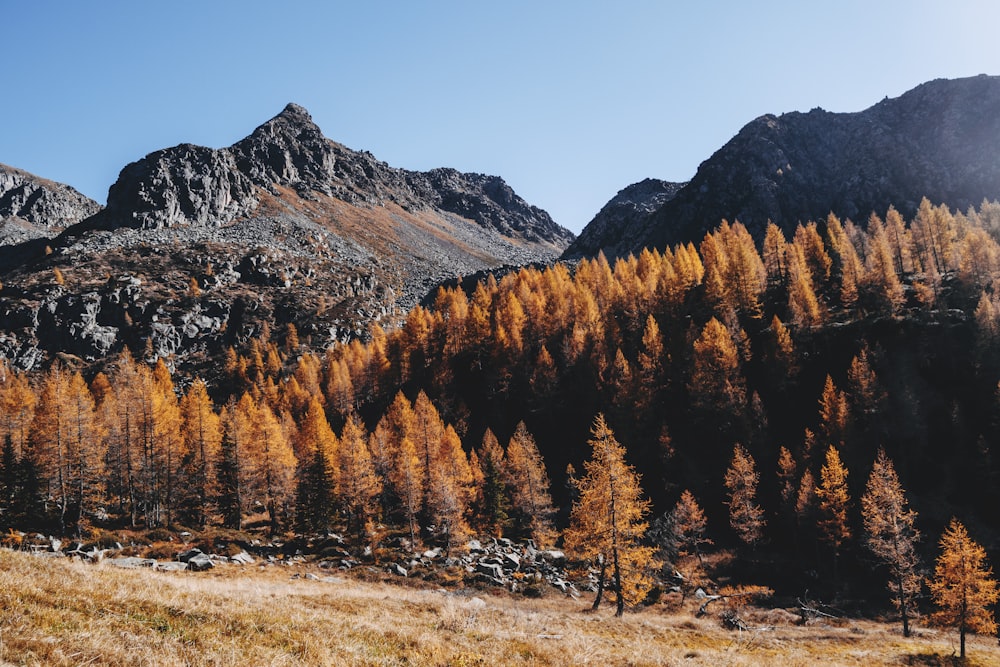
(0, 548, 997, 666)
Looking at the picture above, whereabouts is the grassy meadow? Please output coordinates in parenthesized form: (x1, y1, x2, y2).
(0, 549, 997, 666)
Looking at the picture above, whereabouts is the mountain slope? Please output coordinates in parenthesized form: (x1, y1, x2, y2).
(0, 163, 102, 245)
(0, 104, 573, 371)
(569, 74, 1000, 258)
(563, 178, 685, 258)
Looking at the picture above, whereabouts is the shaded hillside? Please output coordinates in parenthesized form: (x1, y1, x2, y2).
(563, 178, 685, 258)
(567, 75, 1000, 258)
(0, 104, 573, 372)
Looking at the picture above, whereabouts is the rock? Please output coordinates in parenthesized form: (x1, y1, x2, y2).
(465, 540, 483, 553)
(0, 103, 573, 376)
(187, 554, 214, 571)
(107, 557, 156, 569)
(502, 552, 521, 570)
(229, 551, 254, 565)
(539, 550, 566, 565)
(390, 563, 408, 577)
(155, 561, 189, 572)
(177, 548, 204, 563)
(476, 561, 504, 580)
(305, 573, 320, 581)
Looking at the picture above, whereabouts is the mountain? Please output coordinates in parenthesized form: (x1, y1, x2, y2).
(0, 104, 573, 371)
(566, 74, 1000, 258)
(563, 178, 685, 259)
(0, 163, 102, 245)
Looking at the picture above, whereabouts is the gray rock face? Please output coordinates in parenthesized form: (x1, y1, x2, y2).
(0, 103, 573, 373)
(0, 164, 102, 244)
(570, 74, 1000, 257)
(88, 103, 572, 251)
(563, 178, 686, 258)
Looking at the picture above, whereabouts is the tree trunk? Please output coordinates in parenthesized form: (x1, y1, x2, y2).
(592, 554, 606, 611)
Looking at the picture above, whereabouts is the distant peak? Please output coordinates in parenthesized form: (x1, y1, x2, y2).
(277, 102, 312, 121)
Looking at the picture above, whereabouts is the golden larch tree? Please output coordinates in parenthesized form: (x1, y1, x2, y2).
(930, 518, 999, 659)
(504, 422, 557, 547)
(723, 443, 766, 549)
(816, 446, 851, 577)
(861, 449, 921, 637)
(177, 379, 222, 527)
(426, 425, 474, 552)
(337, 412, 381, 540)
(563, 414, 656, 617)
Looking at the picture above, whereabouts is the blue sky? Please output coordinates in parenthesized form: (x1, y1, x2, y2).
(3, 1, 999, 233)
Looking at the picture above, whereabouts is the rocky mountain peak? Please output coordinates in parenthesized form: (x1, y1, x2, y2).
(569, 74, 1000, 258)
(233, 102, 337, 193)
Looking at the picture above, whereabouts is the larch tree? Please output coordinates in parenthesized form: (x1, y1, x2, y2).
(392, 435, 422, 548)
(426, 424, 474, 552)
(563, 414, 656, 617)
(177, 379, 222, 527)
(723, 444, 766, 550)
(861, 449, 921, 637)
(30, 366, 72, 534)
(817, 375, 850, 449)
(688, 317, 746, 420)
(504, 422, 557, 547)
(64, 370, 103, 535)
(929, 519, 999, 659)
(240, 395, 296, 533)
(337, 413, 381, 541)
(816, 446, 851, 578)
(294, 398, 339, 533)
(0, 366, 36, 458)
(651, 489, 711, 563)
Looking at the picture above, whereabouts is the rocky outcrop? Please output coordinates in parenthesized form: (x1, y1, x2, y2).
(0, 164, 101, 244)
(81, 103, 571, 250)
(563, 178, 685, 258)
(0, 104, 573, 373)
(570, 74, 1000, 257)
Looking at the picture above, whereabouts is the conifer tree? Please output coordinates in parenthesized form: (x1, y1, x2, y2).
(177, 379, 222, 527)
(861, 449, 921, 637)
(392, 435, 422, 548)
(930, 519, 999, 659)
(294, 398, 339, 533)
(338, 413, 381, 540)
(505, 422, 557, 547)
(723, 444, 766, 549)
(651, 489, 711, 563)
(816, 446, 851, 578)
(475, 429, 509, 537)
(426, 425, 474, 552)
(563, 414, 656, 617)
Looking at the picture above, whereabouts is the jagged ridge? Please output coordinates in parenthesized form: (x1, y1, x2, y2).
(570, 74, 1000, 258)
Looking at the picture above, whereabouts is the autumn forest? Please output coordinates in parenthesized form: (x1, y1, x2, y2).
(6, 198, 1000, 652)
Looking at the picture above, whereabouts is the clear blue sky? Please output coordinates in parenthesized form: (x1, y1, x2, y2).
(3, 1, 999, 234)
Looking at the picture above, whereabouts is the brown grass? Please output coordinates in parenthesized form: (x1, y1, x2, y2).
(0, 549, 997, 666)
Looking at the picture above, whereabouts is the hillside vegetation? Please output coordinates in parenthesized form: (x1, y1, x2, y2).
(5, 198, 1000, 656)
